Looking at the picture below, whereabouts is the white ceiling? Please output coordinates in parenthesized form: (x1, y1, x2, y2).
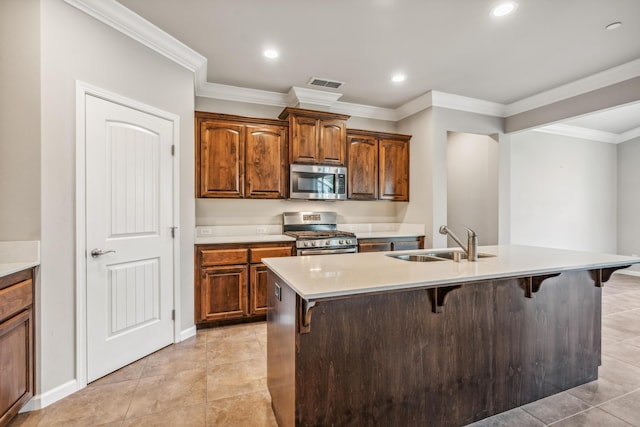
(115, 0, 640, 141)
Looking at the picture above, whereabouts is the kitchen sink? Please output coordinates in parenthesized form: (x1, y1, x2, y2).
(388, 254, 447, 262)
(387, 250, 496, 262)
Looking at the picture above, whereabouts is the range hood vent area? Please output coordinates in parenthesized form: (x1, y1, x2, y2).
(308, 77, 344, 89)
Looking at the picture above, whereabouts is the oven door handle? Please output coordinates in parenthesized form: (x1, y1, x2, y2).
(298, 248, 357, 255)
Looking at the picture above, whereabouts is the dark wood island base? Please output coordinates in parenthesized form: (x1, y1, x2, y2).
(266, 267, 626, 427)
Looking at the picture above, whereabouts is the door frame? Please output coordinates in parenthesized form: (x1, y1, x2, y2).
(75, 81, 181, 388)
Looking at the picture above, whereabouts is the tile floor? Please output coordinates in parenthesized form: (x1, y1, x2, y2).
(9, 272, 640, 427)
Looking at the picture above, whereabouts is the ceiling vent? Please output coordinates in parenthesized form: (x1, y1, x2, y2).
(308, 77, 344, 89)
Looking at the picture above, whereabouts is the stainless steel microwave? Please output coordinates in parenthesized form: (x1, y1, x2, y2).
(289, 164, 347, 200)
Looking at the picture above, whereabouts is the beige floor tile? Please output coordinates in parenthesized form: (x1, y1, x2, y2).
(206, 323, 257, 344)
(207, 358, 267, 401)
(549, 407, 633, 426)
(126, 368, 207, 419)
(32, 379, 137, 426)
(567, 355, 640, 405)
(599, 389, 640, 426)
(464, 408, 545, 426)
(90, 357, 147, 387)
(521, 391, 592, 424)
(123, 403, 206, 427)
(206, 339, 263, 366)
(206, 390, 277, 427)
(5, 410, 46, 427)
(603, 341, 640, 368)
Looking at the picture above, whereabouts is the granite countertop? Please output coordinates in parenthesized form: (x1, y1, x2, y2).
(0, 241, 40, 278)
(262, 245, 640, 300)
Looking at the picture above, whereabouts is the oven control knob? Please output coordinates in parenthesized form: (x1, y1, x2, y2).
(304, 241, 309, 247)
(312, 241, 317, 246)
(325, 240, 331, 246)
(339, 240, 344, 244)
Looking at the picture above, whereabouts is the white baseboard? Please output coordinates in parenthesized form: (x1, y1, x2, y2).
(180, 325, 197, 341)
(20, 379, 79, 412)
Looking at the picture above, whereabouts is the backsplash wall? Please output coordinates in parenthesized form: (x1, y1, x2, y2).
(196, 199, 403, 226)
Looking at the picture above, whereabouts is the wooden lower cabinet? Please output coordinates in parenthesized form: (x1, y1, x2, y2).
(200, 265, 248, 321)
(358, 236, 424, 253)
(0, 268, 35, 427)
(250, 264, 269, 315)
(195, 242, 294, 327)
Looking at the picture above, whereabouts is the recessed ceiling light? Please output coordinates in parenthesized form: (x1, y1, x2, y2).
(606, 21, 622, 31)
(491, 2, 518, 17)
(263, 49, 279, 59)
(391, 73, 406, 83)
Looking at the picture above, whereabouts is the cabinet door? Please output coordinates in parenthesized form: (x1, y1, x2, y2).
(249, 264, 269, 316)
(347, 134, 378, 200)
(290, 115, 319, 164)
(319, 119, 346, 165)
(199, 265, 248, 322)
(391, 240, 422, 251)
(245, 124, 287, 198)
(379, 138, 409, 201)
(198, 120, 245, 198)
(0, 309, 33, 426)
(358, 241, 392, 252)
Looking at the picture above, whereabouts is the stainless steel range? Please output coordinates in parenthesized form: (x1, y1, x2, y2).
(283, 211, 357, 256)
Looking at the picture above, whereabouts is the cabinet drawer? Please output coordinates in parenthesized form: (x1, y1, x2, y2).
(200, 249, 248, 266)
(0, 279, 32, 322)
(359, 242, 392, 252)
(249, 247, 293, 263)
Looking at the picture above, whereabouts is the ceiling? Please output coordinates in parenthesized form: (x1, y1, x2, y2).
(116, 0, 640, 141)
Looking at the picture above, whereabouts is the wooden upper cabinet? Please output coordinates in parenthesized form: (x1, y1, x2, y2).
(379, 137, 410, 201)
(195, 112, 288, 199)
(347, 129, 411, 201)
(279, 108, 349, 166)
(347, 133, 378, 200)
(318, 119, 346, 165)
(197, 120, 245, 198)
(245, 124, 287, 198)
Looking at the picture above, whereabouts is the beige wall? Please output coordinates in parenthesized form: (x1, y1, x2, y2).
(617, 136, 640, 265)
(510, 131, 617, 253)
(398, 107, 504, 248)
(0, 0, 40, 240)
(446, 132, 499, 246)
(39, 0, 195, 394)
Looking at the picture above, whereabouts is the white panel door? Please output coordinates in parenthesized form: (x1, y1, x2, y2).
(85, 94, 174, 382)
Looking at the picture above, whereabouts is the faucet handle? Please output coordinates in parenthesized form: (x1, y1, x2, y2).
(464, 226, 477, 237)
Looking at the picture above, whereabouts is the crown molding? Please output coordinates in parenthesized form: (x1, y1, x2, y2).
(533, 124, 621, 144)
(287, 87, 343, 107)
(505, 58, 640, 116)
(67, 0, 640, 126)
(64, 0, 206, 74)
(619, 126, 640, 143)
(197, 82, 289, 106)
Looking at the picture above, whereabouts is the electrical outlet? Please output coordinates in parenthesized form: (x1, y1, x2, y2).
(256, 226, 267, 234)
(200, 228, 213, 236)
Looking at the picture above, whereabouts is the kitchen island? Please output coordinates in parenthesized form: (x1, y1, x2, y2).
(263, 245, 639, 427)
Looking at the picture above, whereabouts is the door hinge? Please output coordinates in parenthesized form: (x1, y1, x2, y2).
(171, 145, 175, 156)
(170, 226, 178, 238)
(171, 309, 175, 321)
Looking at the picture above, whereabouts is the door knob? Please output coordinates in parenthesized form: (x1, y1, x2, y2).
(91, 249, 116, 258)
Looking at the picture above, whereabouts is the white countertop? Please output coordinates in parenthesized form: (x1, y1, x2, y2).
(195, 234, 296, 245)
(262, 245, 640, 300)
(0, 241, 40, 279)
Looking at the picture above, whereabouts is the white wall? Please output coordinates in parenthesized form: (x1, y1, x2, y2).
(39, 0, 195, 395)
(194, 97, 401, 226)
(447, 132, 499, 246)
(510, 131, 617, 253)
(0, 0, 40, 240)
(617, 137, 640, 261)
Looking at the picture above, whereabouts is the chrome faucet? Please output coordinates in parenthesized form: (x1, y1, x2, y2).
(439, 225, 478, 261)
